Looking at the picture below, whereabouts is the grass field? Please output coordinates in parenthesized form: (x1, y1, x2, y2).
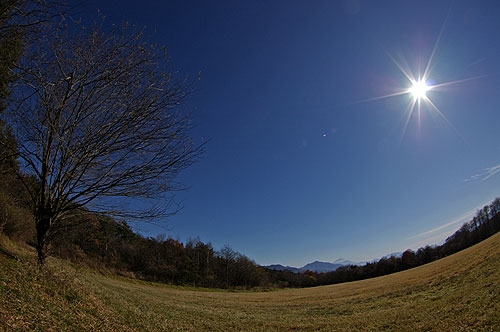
(1, 232, 500, 331)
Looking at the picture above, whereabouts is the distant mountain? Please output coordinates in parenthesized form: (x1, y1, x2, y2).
(300, 261, 342, 273)
(334, 258, 360, 265)
(266, 259, 361, 274)
(265, 264, 301, 273)
(266, 253, 404, 274)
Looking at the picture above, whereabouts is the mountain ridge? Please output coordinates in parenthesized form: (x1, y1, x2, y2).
(265, 253, 404, 273)
(265, 258, 364, 273)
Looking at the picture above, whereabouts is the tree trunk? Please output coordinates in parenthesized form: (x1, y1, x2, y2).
(34, 210, 51, 265)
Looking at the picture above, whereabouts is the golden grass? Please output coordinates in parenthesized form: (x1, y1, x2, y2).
(1, 232, 500, 331)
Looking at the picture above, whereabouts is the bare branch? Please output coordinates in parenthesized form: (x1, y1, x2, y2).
(6, 17, 204, 264)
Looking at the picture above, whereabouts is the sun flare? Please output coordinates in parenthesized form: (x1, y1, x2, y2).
(350, 16, 486, 144)
(409, 80, 430, 100)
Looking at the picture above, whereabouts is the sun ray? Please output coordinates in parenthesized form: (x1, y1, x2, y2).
(430, 74, 490, 89)
(399, 98, 417, 145)
(385, 50, 416, 84)
(423, 11, 449, 80)
(423, 97, 466, 143)
(348, 8, 486, 144)
(423, 97, 451, 125)
(417, 98, 422, 134)
(349, 90, 409, 105)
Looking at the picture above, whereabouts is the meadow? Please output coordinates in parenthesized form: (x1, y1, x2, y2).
(1, 231, 499, 331)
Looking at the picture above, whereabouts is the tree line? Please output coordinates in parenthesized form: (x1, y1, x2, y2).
(2, 170, 500, 289)
(49, 213, 268, 289)
(267, 199, 500, 288)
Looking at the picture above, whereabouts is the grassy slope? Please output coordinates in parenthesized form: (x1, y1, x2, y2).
(1, 232, 500, 332)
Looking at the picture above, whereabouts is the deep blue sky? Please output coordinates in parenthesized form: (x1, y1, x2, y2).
(86, 0, 500, 266)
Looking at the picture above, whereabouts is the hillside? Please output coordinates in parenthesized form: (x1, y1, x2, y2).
(1, 231, 500, 331)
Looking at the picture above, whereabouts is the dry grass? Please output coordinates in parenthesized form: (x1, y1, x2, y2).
(1, 232, 500, 331)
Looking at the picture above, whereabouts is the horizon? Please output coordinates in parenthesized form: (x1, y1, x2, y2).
(86, 0, 500, 267)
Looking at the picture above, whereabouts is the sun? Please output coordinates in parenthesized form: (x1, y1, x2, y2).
(408, 80, 430, 100)
(350, 18, 486, 144)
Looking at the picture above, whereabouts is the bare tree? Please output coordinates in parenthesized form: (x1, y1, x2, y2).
(1, 0, 69, 127)
(0, 0, 69, 32)
(6, 18, 203, 264)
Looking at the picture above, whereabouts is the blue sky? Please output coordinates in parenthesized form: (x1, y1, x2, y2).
(88, 0, 500, 267)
